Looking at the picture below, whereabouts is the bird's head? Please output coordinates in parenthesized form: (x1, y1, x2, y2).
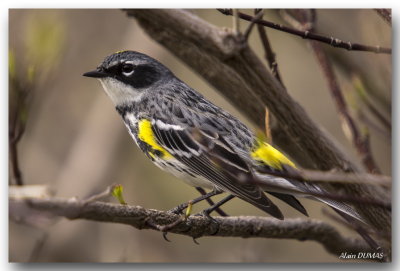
(83, 50, 172, 106)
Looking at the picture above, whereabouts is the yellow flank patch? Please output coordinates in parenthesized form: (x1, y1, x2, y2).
(115, 50, 127, 54)
(138, 119, 172, 159)
(251, 141, 296, 170)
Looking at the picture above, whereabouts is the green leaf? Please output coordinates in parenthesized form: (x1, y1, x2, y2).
(111, 184, 127, 205)
(185, 201, 193, 218)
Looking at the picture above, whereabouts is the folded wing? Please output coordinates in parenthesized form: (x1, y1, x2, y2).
(150, 119, 284, 219)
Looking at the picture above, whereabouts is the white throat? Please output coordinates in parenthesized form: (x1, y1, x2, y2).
(98, 77, 143, 106)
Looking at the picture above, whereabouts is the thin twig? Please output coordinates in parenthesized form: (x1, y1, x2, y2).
(83, 184, 117, 203)
(312, 43, 381, 174)
(232, 9, 240, 34)
(217, 9, 391, 54)
(358, 112, 390, 139)
(9, 77, 29, 186)
(9, 141, 23, 186)
(28, 231, 49, 262)
(253, 9, 281, 146)
(352, 78, 392, 132)
(363, 100, 391, 132)
(242, 9, 264, 41)
(374, 9, 391, 25)
(255, 9, 284, 85)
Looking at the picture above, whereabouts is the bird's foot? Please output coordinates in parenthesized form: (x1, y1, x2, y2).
(193, 209, 220, 236)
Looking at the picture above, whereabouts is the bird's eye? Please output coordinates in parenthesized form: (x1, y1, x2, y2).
(121, 64, 135, 76)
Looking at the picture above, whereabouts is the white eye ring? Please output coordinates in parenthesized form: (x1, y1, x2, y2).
(122, 64, 135, 76)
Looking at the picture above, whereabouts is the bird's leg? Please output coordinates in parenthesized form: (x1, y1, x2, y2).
(195, 187, 229, 217)
(198, 194, 235, 217)
(193, 194, 235, 236)
(161, 192, 233, 242)
(161, 189, 223, 242)
(168, 189, 222, 215)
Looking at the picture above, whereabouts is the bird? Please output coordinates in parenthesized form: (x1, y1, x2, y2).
(83, 50, 365, 222)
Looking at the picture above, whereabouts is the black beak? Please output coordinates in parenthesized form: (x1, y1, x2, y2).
(83, 69, 108, 78)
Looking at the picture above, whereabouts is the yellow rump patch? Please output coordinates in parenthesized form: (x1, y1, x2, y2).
(251, 140, 296, 170)
(115, 50, 128, 54)
(138, 119, 172, 159)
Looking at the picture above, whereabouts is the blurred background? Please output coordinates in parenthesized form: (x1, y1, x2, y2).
(9, 9, 391, 262)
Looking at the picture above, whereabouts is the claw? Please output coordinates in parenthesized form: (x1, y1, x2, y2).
(194, 210, 220, 236)
(202, 211, 220, 235)
(209, 219, 220, 236)
(192, 237, 200, 245)
(162, 232, 171, 242)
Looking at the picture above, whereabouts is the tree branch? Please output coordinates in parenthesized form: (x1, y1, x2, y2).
(9, 195, 375, 258)
(255, 9, 284, 86)
(217, 9, 391, 54)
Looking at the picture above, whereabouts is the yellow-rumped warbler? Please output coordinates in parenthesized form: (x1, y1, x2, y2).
(83, 50, 364, 222)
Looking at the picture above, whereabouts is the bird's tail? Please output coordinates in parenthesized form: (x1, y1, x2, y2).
(313, 196, 366, 224)
(256, 174, 368, 224)
(327, 202, 382, 251)
(308, 187, 382, 251)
